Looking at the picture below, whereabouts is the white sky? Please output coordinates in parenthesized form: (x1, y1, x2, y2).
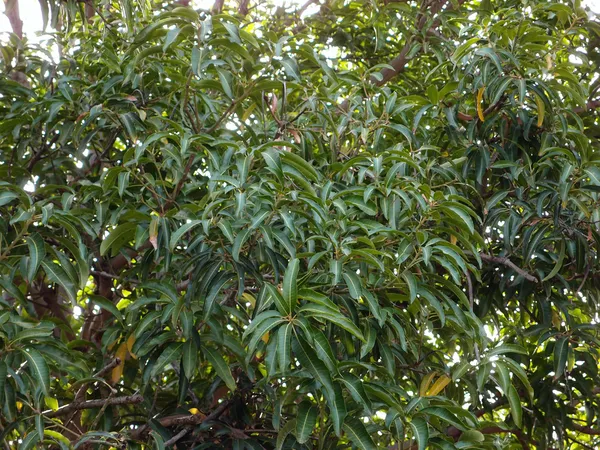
(0, 0, 599, 39)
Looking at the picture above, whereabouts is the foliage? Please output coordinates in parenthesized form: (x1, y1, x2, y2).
(1, 0, 600, 448)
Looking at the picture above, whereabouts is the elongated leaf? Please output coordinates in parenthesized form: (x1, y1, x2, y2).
(340, 373, 372, 414)
(282, 259, 299, 315)
(343, 271, 362, 300)
(409, 417, 429, 450)
(182, 339, 198, 379)
(204, 346, 236, 391)
(169, 220, 202, 251)
(100, 223, 137, 256)
(41, 260, 76, 305)
(295, 401, 317, 444)
(324, 381, 347, 437)
(26, 233, 46, 282)
(21, 348, 50, 396)
(275, 419, 296, 450)
(151, 342, 183, 377)
(204, 272, 234, 319)
(277, 322, 293, 373)
(553, 336, 569, 379)
(507, 385, 523, 427)
(293, 336, 334, 394)
(343, 417, 376, 450)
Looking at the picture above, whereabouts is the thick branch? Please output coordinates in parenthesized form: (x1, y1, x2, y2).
(3, 0, 22, 38)
(46, 394, 144, 418)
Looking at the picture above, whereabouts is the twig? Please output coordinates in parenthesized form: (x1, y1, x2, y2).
(478, 252, 538, 283)
(163, 154, 195, 210)
(74, 358, 121, 402)
(46, 394, 143, 418)
(130, 399, 232, 442)
(164, 427, 193, 447)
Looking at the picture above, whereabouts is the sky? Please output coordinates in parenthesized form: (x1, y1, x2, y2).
(0, 0, 599, 39)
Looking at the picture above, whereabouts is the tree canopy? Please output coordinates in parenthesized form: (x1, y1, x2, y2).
(1, 0, 600, 448)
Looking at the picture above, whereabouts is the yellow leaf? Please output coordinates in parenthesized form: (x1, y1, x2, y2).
(535, 93, 545, 127)
(126, 334, 137, 360)
(419, 372, 437, 397)
(426, 374, 451, 396)
(261, 331, 270, 344)
(552, 310, 561, 329)
(111, 342, 128, 384)
(242, 292, 256, 307)
(149, 216, 159, 250)
(476, 87, 486, 122)
(44, 430, 70, 445)
(45, 396, 59, 411)
(16, 401, 23, 412)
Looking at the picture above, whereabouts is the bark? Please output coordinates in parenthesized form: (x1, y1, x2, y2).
(3, 0, 22, 38)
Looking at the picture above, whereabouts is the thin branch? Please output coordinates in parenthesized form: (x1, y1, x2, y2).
(46, 394, 143, 418)
(163, 154, 195, 210)
(478, 252, 538, 283)
(130, 399, 232, 442)
(164, 427, 193, 447)
(571, 423, 600, 435)
(74, 358, 122, 402)
(573, 100, 600, 115)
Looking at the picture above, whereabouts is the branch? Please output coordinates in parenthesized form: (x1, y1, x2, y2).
(371, 0, 465, 86)
(571, 423, 600, 435)
(478, 252, 538, 283)
(130, 399, 232, 442)
(163, 154, 195, 211)
(573, 100, 600, 115)
(74, 358, 122, 401)
(46, 394, 144, 418)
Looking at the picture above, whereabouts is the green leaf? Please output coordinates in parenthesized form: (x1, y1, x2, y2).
(277, 322, 293, 373)
(88, 295, 123, 324)
(542, 239, 565, 281)
(232, 228, 251, 262)
(265, 283, 290, 317)
(343, 417, 376, 450)
(182, 339, 198, 379)
(246, 317, 285, 354)
(21, 348, 50, 396)
(151, 342, 183, 377)
(295, 401, 317, 444)
(100, 223, 137, 256)
(169, 220, 202, 251)
(280, 151, 319, 181)
(475, 47, 503, 72)
(409, 417, 429, 450)
(507, 384, 523, 427)
(340, 373, 372, 415)
(204, 272, 234, 319)
(25, 233, 46, 282)
(41, 260, 76, 305)
(282, 258, 299, 315)
(275, 419, 296, 450)
(293, 336, 334, 395)
(323, 381, 347, 437)
(204, 346, 236, 391)
(553, 336, 569, 379)
(342, 271, 362, 300)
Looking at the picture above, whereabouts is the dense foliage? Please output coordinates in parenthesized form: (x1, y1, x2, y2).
(1, 0, 600, 448)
